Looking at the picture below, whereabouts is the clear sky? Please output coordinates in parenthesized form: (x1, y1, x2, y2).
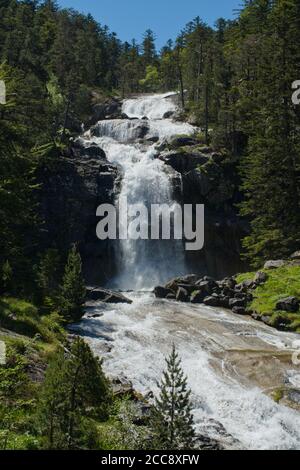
(57, 0, 241, 49)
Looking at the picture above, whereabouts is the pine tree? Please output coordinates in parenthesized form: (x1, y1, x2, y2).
(37, 338, 110, 449)
(60, 245, 86, 322)
(150, 345, 195, 450)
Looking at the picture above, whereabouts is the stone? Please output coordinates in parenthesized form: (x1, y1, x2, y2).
(203, 296, 222, 307)
(176, 287, 189, 302)
(290, 251, 300, 260)
(154, 286, 173, 299)
(86, 287, 132, 304)
(254, 271, 268, 285)
(264, 260, 285, 269)
(229, 298, 246, 309)
(276, 297, 299, 313)
(190, 290, 206, 304)
(232, 306, 246, 315)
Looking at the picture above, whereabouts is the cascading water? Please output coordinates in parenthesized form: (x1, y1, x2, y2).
(84, 92, 195, 289)
(78, 93, 300, 450)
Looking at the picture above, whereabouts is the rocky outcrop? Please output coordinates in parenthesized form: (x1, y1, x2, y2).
(86, 287, 132, 304)
(154, 270, 268, 317)
(89, 97, 122, 124)
(37, 140, 122, 284)
(157, 139, 248, 278)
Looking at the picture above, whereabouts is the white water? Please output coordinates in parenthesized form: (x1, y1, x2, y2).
(80, 93, 300, 450)
(84, 93, 196, 289)
(75, 293, 300, 450)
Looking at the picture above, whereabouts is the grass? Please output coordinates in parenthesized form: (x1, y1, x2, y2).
(236, 264, 300, 332)
(0, 297, 65, 343)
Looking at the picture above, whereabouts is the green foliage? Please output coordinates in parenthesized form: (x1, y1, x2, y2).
(236, 264, 300, 332)
(98, 398, 150, 450)
(150, 345, 195, 450)
(59, 245, 86, 323)
(139, 65, 161, 92)
(0, 297, 64, 341)
(37, 338, 110, 449)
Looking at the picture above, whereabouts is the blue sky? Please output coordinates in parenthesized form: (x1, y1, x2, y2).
(57, 0, 240, 49)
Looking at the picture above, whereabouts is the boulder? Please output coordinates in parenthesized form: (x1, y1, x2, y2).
(176, 287, 189, 302)
(276, 297, 299, 313)
(163, 111, 174, 119)
(86, 287, 132, 304)
(91, 98, 122, 122)
(169, 136, 199, 148)
(254, 271, 268, 285)
(203, 296, 222, 307)
(190, 290, 206, 304)
(290, 251, 300, 260)
(264, 260, 285, 269)
(154, 286, 173, 299)
(166, 293, 176, 300)
(159, 150, 208, 173)
(229, 298, 246, 309)
(232, 306, 246, 315)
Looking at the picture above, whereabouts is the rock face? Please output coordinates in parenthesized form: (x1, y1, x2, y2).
(89, 97, 122, 124)
(157, 140, 248, 278)
(37, 140, 122, 284)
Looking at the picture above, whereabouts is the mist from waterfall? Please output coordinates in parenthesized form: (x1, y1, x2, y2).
(84, 93, 196, 290)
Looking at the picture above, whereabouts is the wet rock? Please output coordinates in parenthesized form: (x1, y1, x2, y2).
(86, 287, 132, 304)
(203, 296, 222, 307)
(154, 286, 173, 299)
(229, 298, 246, 309)
(276, 297, 299, 313)
(169, 136, 199, 148)
(232, 306, 246, 315)
(264, 260, 285, 269)
(91, 98, 122, 123)
(176, 287, 189, 302)
(166, 293, 176, 300)
(190, 290, 206, 304)
(163, 111, 175, 119)
(159, 150, 208, 173)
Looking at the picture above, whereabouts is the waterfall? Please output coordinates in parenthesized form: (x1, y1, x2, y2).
(84, 93, 196, 290)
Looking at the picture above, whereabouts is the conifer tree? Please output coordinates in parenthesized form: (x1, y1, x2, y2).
(37, 338, 110, 449)
(150, 345, 195, 450)
(60, 245, 86, 322)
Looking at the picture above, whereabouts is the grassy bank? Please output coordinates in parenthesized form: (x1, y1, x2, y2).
(236, 264, 300, 332)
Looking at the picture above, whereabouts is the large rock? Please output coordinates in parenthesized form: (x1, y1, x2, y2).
(176, 287, 189, 302)
(264, 260, 285, 269)
(91, 97, 122, 123)
(159, 150, 208, 173)
(203, 296, 222, 307)
(37, 140, 121, 284)
(290, 251, 300, 260)
(276, 297, 299, 313)
(190, 290, 206, 304)
(86, 287, 132, 304)
(254, 271, 268, 285)
(154, 286, 173, 299)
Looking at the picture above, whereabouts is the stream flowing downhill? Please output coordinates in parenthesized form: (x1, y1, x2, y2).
(77, 93, 300, 450)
